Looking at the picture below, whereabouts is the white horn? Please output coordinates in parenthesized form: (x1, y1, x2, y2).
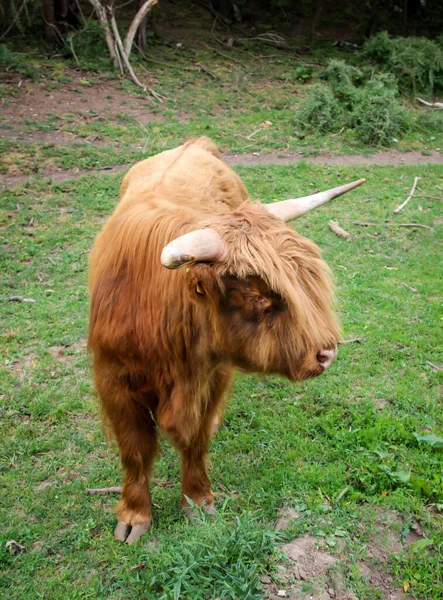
(267, 178, 366, 222)
(161, 228, 226, 269)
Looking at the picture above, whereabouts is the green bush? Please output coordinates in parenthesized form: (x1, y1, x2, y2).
(296, 83, 343, 133)
(414, 109, 443, 133)
(350, 74, 411, 146)
(325, 59, 362, 109)
(362, 32, 443, 95)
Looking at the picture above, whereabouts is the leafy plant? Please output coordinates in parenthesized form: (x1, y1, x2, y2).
(296, 83, 343, 133)
(350, 74, 411, 145)
(362, 32, 443, 95)
(325, 59, 362, 109)
(148, 506, 280, 600)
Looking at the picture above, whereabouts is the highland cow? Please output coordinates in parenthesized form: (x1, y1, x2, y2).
(88, 137, 364, 543)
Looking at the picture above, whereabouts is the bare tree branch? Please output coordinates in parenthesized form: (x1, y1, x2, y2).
(109, 7, 144, 88)
(124, 0, 158, 58)
(87, 0, 117, 65)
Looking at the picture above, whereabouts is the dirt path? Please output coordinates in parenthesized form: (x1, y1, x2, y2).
(1, 150, 441, 190)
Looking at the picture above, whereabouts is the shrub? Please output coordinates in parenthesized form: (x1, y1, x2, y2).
(296, 83, 343, 133)
(325, 59, 362, 109)
(350, 74, 411, 146)
(362, 32, 443, 95)
(414, 109, 443, 133)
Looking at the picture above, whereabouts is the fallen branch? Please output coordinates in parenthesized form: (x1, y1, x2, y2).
(393, 177, 420, 214)
(426, 361, 443, 372)
(236, 32, 286, 47)
(350, 221, 379, 227)
(341, 337, 366, 344)
(329, 220, 351, 241)
(86, 487, 122, 495)
(417, 97, 443, 109)
(2, 296, 36, 303)
(349, 220, 432, 230)
(395, 223, 433, 230)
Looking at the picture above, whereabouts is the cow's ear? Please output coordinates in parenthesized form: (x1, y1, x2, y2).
(185, 264, 219, 303)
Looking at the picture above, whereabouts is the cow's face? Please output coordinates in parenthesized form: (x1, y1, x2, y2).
(218, 274, 338, 381)
(186, 230, 340, 382)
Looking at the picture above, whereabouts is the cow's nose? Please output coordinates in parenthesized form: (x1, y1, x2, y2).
(317, 347, 337, 370)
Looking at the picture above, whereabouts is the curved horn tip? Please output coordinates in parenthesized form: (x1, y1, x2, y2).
(161, 246, 195, 269)
(160, 228, 226, 269)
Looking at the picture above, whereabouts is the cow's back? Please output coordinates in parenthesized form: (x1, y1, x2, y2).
(118, 137, 249, 215)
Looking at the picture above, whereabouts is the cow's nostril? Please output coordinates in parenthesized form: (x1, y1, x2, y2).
(317, 348, 337, 369)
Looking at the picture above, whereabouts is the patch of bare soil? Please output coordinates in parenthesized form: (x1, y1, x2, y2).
(264, 508, 423, 600)
(48, 337, 87, 366)
(225, 150, 443, 167)
(6, 353, 36, 382)
(1, 70, 165, 132)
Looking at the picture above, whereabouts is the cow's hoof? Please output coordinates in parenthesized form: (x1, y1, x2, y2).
(114, 521, 151, 543)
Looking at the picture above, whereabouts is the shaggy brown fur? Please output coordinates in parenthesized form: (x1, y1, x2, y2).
(88, 137, 340, 540)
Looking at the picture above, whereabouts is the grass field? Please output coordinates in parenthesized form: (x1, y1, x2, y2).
(1, 160, 442, 599)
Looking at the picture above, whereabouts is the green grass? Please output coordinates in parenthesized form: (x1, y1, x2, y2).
(1, 162, 442, 599)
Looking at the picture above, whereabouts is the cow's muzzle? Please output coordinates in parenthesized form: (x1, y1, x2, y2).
(316, 347, 338, 371)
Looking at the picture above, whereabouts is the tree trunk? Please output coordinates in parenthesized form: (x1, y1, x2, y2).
(310, 0, 323, 41)
(137, 0, 147, 52)
(41, 0, 64, 44)
(54, 0, 68, 20)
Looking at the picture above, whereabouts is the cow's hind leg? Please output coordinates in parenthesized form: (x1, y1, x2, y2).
(98, 381, 157, 544)
(180, 368, 232, 517)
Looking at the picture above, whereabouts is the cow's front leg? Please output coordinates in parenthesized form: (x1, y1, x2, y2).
(180, 426, 216, 517)
(100, 386, 158, 544)
(180, 367, 232, 517)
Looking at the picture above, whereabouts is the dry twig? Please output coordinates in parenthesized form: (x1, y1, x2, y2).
(86, 487, 122, 495)
(349, 220, 432, 230)
(395, 223, 432, 230)
(403, 284, 418, 293)
(2, 296, 36, 303)
(426, 361, 443, 372)
(329, 220, 351, 241)
(393, 177, 420, 214)
(341, 337, 366, 344)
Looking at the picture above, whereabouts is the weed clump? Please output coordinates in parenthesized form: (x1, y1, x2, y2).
(296, 83, 343, 133)
(362, 32, 443, 95)
(350, 75, 411, 145)
(148, 507, 280, 600)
